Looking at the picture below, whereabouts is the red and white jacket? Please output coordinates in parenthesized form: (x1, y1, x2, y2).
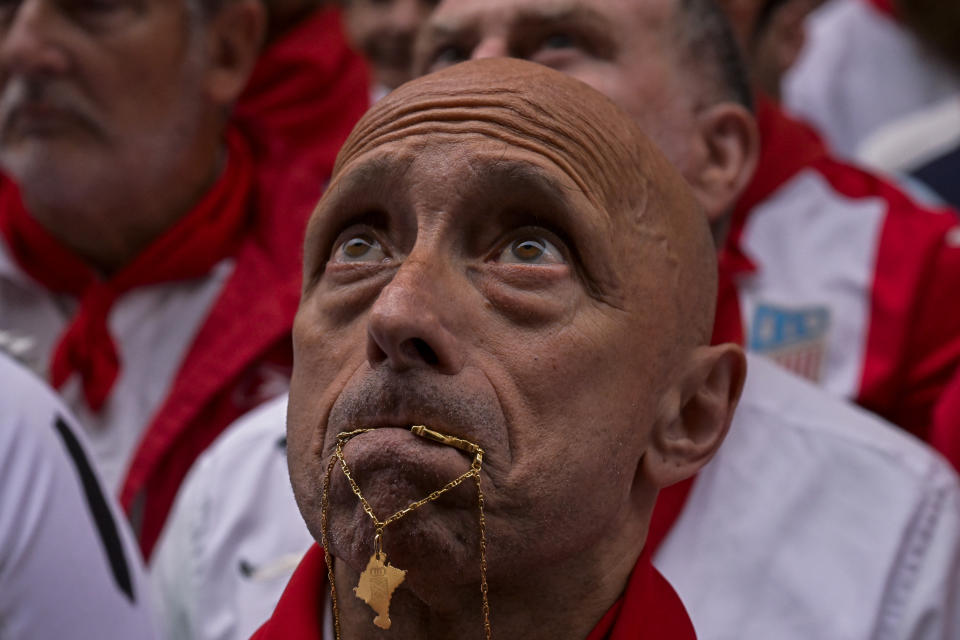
(0, 8, 368, 559)
(723, 97, 960, 442)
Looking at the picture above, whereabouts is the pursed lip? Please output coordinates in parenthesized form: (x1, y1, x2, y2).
(336, 418, 485, 460)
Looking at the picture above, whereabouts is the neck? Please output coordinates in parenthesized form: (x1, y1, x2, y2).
(331, 521, 646, 640)
(19, 142, 225, 275)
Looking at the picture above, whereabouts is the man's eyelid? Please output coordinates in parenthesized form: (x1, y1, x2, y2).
(330, 225, 392, 263)
(489, 226, 570, 264)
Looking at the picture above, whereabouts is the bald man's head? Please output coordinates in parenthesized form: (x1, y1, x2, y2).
(288, 58, 745, 634)
(331, 58, 718, 343)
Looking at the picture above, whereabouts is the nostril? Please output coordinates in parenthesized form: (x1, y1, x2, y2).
(409, 338, 439, 366)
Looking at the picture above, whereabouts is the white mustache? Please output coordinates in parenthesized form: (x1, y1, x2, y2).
(0, 76, 100, 135)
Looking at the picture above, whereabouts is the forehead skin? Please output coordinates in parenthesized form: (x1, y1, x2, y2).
(318, 57, 716, 343)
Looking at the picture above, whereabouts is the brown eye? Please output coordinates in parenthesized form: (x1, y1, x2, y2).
(513, 239, 545, 261)
(497, 236, 564, 265)
(334, 235, 387, 263)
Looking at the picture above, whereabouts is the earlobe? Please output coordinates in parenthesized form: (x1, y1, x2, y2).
(689, 103, 759, 226)
(643, 344, 747, 488)
(205, 0, 267, 107)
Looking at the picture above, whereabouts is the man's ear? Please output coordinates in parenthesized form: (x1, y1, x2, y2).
(687, 103, 759, 227)
(642, 344, 747, 488)
(204, 0, 267, 107)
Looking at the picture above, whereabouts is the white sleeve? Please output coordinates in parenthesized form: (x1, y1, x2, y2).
(0, 356, 158, 640)
(150, 449, 213, 640)
(881, 459, 960, 640)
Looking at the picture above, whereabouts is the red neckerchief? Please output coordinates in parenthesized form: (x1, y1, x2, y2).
(234, 6, 369, 187)
(866, 0, 898, 19)
(252, 545, 696, 639)
(647, 99, 822, 553)
(0, 129, 254, 412)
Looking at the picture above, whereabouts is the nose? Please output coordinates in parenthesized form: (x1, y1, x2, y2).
(470, 36, 508, 60)
(0, 0, 70, 77)
(366, 256, 466, 375)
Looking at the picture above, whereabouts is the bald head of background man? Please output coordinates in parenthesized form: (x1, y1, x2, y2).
(279, 58, 745, 639)
(416, 0, 759, 246)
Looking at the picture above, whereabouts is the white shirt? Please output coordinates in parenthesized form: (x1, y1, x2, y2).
(857, 95, 960, 175)
(0, 353, 157, 640)
(0, 245, 233, 493)
(151, 355, 960, 640)
(783, 0, 958, 159)
(656, 356, 960, 640)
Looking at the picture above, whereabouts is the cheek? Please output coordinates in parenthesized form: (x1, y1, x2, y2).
(496, 313, 658, 479)
(288, 305, 367, 452)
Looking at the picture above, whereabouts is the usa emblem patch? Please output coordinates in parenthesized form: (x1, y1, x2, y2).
(749, 304, 831, 382)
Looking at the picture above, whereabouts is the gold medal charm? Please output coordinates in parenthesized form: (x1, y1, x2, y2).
(353, 535, 406, 630)
(321, 426, 491, 639)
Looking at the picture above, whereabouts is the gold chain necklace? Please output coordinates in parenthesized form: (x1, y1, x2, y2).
(320, 426, 492, 639)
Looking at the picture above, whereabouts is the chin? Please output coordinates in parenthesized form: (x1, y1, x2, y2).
(326, 489, 484, 588)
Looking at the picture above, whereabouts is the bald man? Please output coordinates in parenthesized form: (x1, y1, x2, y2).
(153, 2, 960, 639)
(248, 57, 741, 639)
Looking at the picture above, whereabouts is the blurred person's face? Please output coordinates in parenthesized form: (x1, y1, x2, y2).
(344, 0, 440, 90)
(0, 0, 218, 216)
(415, 0, 760, 239)
(716, 0, 820, 98)
(416, 0, 702, 177)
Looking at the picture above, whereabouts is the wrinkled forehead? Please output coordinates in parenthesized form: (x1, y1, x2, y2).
(333, 59, 653, 215)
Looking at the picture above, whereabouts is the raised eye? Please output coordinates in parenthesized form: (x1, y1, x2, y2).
(333, 234, 388, 263)
(497, 236, 565, 265)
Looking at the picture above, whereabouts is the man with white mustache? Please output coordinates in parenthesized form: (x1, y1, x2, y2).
(0, 0, 367, 560)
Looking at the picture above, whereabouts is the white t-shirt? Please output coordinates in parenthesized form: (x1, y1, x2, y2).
(151, 355, 960, 640)
(0, 245, 233, 493)
(0, 353, 157, 639)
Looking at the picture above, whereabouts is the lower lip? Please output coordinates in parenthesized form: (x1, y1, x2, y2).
(333, 428, 480, 493)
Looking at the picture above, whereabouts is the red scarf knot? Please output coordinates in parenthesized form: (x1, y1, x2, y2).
(0, 128, 255, 413)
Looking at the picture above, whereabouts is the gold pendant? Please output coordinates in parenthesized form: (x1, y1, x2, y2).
(353, 553, 407, 630)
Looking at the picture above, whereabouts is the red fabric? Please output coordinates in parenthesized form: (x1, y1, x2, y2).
(0, 130, 253, 412)
(932, 372, 960, 470)
(816, 160, 960, 439)
(730, 96, 828, 226)
(234, 6, 369, 225)
(252, 545, 696, 640)
(866, 0, 898, 19)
